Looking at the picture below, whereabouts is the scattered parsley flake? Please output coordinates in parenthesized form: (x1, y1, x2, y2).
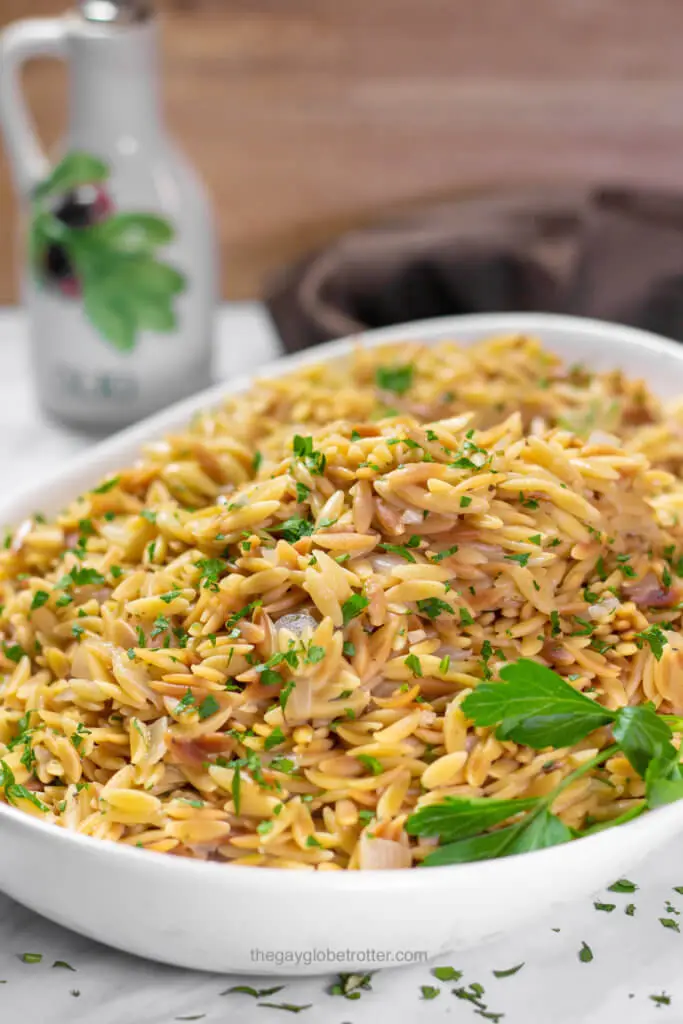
(341, 594, 369, 625)
(416, 597, 454, 619)
(197, 695, 220, 720)
(405, 653, 422, 677)
(91, 476, 120, 494)
(578, 942, 593, 963)
(432, 966, 463, 982)
(375, 363, 414, 395)
(505, 552, 530, 567)
(492, 963, 524, 978)
(608, 879, 638, 893)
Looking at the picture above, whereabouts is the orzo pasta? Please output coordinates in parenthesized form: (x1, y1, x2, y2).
(2, 333, 683, 869)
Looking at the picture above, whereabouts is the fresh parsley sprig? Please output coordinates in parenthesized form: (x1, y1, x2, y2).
(406, 658, 683, 865)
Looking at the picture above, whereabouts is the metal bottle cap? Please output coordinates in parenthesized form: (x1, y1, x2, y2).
(77, 0, 154, 24)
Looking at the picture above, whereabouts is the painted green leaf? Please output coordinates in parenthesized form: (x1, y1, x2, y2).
(33, 151, 108, 201)
(94, 213, 175, 251)
(83, 284, 137, 352)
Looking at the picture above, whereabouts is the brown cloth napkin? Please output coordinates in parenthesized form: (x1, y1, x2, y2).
(265, 186, 683, 352)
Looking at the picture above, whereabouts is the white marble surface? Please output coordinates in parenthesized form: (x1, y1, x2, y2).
(1, 305, 683, 1024)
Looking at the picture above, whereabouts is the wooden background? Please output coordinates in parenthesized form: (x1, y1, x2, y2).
(1, 0, 683, 303)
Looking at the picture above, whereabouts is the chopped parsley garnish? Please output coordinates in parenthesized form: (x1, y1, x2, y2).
(150, 614, 169, 639)
(420, 986, 440, 1000)
(375, 363, 414, 395)
(329, 972, 374, 999)
(378, 535, 420, 562)
(357, 754, 383, 775)
(159, 589, 181, 604)
(431, 966, 462, 982)
(30, 590, 50, 610)
(0, 761, 47, 812)
(273, 517, 315, 543)
(20, 953, 43, 964)
(594, 902, 616, 913)
(660, 918, 680, 932)
(52, 960, 75, 970)
(222, 985, 286, 999)
(550, 610, 561, 637)
(197, 695, 220, 720)
(492, 963, 524, 978)
(439, 655, 450, 674)
(70, 722, 91, 751)
(405, 653, 422, 677)
(635, 624, 668, 661)
(292, 434, 326, 475)
(264, 726, 285, 750)
(3, 643, 25, 663)
(59, 567, 105, 588)
(578, 942, 593, 963)
(174, 689, 196, 715)
(305, 645, 325, 664)
(91, 476, 120, 494)
(196, 557, 227, 591)
(528, 534, 542, 546)
(505, 552, 530, 567)
(252, 451, 263, 473)
(460, 496, 472, 508)
(610, 879, 639, 894)
(341, 594, 369, 625)
(342, 641, 356, 657)
(432, 544, 459, 563)
(279, 678, 296, 711)
(459, 607, 474, 626)
(225, 599, 262, 631)
(416, 597, 454, 619)
(295, 482, 310, 503)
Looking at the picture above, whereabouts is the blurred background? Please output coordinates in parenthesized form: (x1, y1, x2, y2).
(1, 0, 683, 306)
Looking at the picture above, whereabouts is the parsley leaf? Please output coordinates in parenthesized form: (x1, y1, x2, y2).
(91, 476, 120, 494)
(461, 659, 615, 748)
(197, 695, 220, 720)
(357, 754, 383, 775)
(405, 653, 422, 677)
(196, 558, 227, 591)
(635, 624, 668, 661)
(378, 537, 420, 562)
(292, 435, 326, 475)
(416, 598, 454, 619)
(505, 552, 530, 567)
(375, 363, 414, 395)
(341, 594, 369, 625)
(272, 517, 314, 543)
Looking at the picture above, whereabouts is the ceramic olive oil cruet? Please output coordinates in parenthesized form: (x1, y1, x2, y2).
(0, 0, 217, 429)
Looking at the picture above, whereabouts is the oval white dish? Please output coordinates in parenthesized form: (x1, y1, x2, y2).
(2, 312, 683, 976)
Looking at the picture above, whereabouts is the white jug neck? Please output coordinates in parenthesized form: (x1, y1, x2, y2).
(65, 15, 162, 150)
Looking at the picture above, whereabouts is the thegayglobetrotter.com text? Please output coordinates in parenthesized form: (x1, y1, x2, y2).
(251, 947, 428, 968)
